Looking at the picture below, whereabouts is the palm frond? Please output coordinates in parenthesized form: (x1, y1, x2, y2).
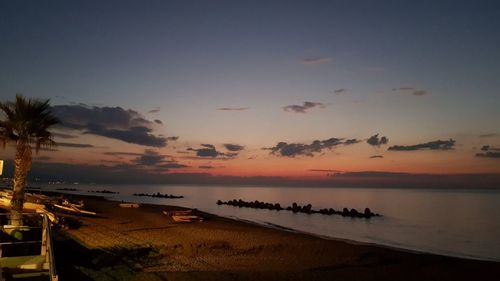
(0, 94, 60, 153)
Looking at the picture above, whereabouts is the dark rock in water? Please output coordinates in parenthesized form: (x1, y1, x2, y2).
(217, 199, 286, 212)
(89, 189, 119, 194)
(303, 204, 312, 214)
(342, 208, 349, 216)
(56, 188, 79, 191)
(133, 192, 183, 199)
(364, 208, 374, 217)
(349, 208, 359, 217)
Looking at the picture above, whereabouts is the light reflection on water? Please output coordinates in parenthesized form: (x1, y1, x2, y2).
(42, 184, 500, 261)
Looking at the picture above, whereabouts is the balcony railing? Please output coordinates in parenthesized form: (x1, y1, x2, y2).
(0, 212, 58, 281)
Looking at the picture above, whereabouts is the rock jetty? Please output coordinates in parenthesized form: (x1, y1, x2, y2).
(217, 199, 379, 218)
(56, 188, 79, 191)
(133, 192, 184, 199)
(88, 189, 119, 194)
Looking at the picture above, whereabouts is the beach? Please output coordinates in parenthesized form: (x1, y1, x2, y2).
(52, 195, 500, 281)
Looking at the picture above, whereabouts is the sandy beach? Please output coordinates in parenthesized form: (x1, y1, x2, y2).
(48, 194, 500, 281)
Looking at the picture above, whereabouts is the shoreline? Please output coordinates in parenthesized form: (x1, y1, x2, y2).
(49, 189, 500, 263)
(101, 194, 498, 263)
(48, 192, 500, 281)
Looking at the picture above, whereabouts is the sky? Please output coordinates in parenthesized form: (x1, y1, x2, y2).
(1, 1, 500, 186)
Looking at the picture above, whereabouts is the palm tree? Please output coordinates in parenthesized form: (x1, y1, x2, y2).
(0, 95, 59, 226)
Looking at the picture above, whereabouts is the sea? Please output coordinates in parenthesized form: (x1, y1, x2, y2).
(39, 184, 500, 262)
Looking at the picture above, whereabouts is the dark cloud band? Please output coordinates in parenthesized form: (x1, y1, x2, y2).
(265, 137, 360, 157)
(388, 139, 455, 151)
(188, 144, 239, 159)
(52, 105, 167, 147)
(217, 107, 249, 111)
(224, 143, 244, 151)
(367, 134, 389, 146)
(302, 57, 331, 65)
(283, 102, 325, 114)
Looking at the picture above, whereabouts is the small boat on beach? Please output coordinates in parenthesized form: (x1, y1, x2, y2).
(163, 209, 203, 223)
(53, 203, 97, 216)
(119, 203, 140, 208)
(162, 209, 193, 216)
(171, 215, 203, 223)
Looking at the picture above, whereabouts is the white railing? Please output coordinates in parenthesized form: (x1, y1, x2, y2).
(0, 212, 58, 280)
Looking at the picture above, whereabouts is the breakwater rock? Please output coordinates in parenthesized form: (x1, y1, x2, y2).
(217, 199, 380, 218)
(88, 189, 119, 194)
(133, 192, 184, 199)
(56, 188, 79, 191)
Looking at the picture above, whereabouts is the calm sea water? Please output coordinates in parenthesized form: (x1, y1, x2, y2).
(40, 184, 500, 262)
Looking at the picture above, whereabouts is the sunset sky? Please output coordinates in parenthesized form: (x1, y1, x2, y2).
(1, 1, 499, 185)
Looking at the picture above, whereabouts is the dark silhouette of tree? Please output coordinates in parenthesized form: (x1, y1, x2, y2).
(0, 95, 59, 226)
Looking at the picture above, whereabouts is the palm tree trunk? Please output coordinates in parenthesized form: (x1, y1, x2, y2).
(10, 142, 32, 226)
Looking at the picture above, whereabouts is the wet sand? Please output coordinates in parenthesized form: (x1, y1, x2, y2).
(53, 195, 500, 281)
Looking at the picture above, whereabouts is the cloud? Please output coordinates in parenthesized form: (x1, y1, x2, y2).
(93, 126, 167, 147)
(223, 143, 244, 151)
(52, 132, 78, 139)
(104, 152, 143, 157)
(187, 144, 220, 158)
(326, 171, 500, 189)
(308, 169, 343, 173)
(57, 142, 95, 148)
(52, 105, 168, 147)
(480, 145, 500, 152)
(3, 159, 499, 188)
(333, 89, 347, 94)
(134, 149, 169, 166)
(283, 102, 325, 113)
(187, 144, 239, 159)
(133, 149, 189, 170)
(166, 136, 179, 141)
(156, 162, 190, 169)
(393, 87, 428, 96)
(302, 57, 332, 65)
(412, 90, 428, 96)
(264, 137, 358, 157)
(388, 139, 456, 151)
(154, 119, 163, 125)
(370, 155, 384, 159)
(148, 107, 160, 113)
(476, 152, 500, 158)
(476, 145, 500, 158)
(367, 134, 389, 146)
(195, 148, 217, 157)
(479, 133, 499, 138)
(344, 139, 361, 145)
(198, 165, 214, 169)
(217, 107, 249, 111)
